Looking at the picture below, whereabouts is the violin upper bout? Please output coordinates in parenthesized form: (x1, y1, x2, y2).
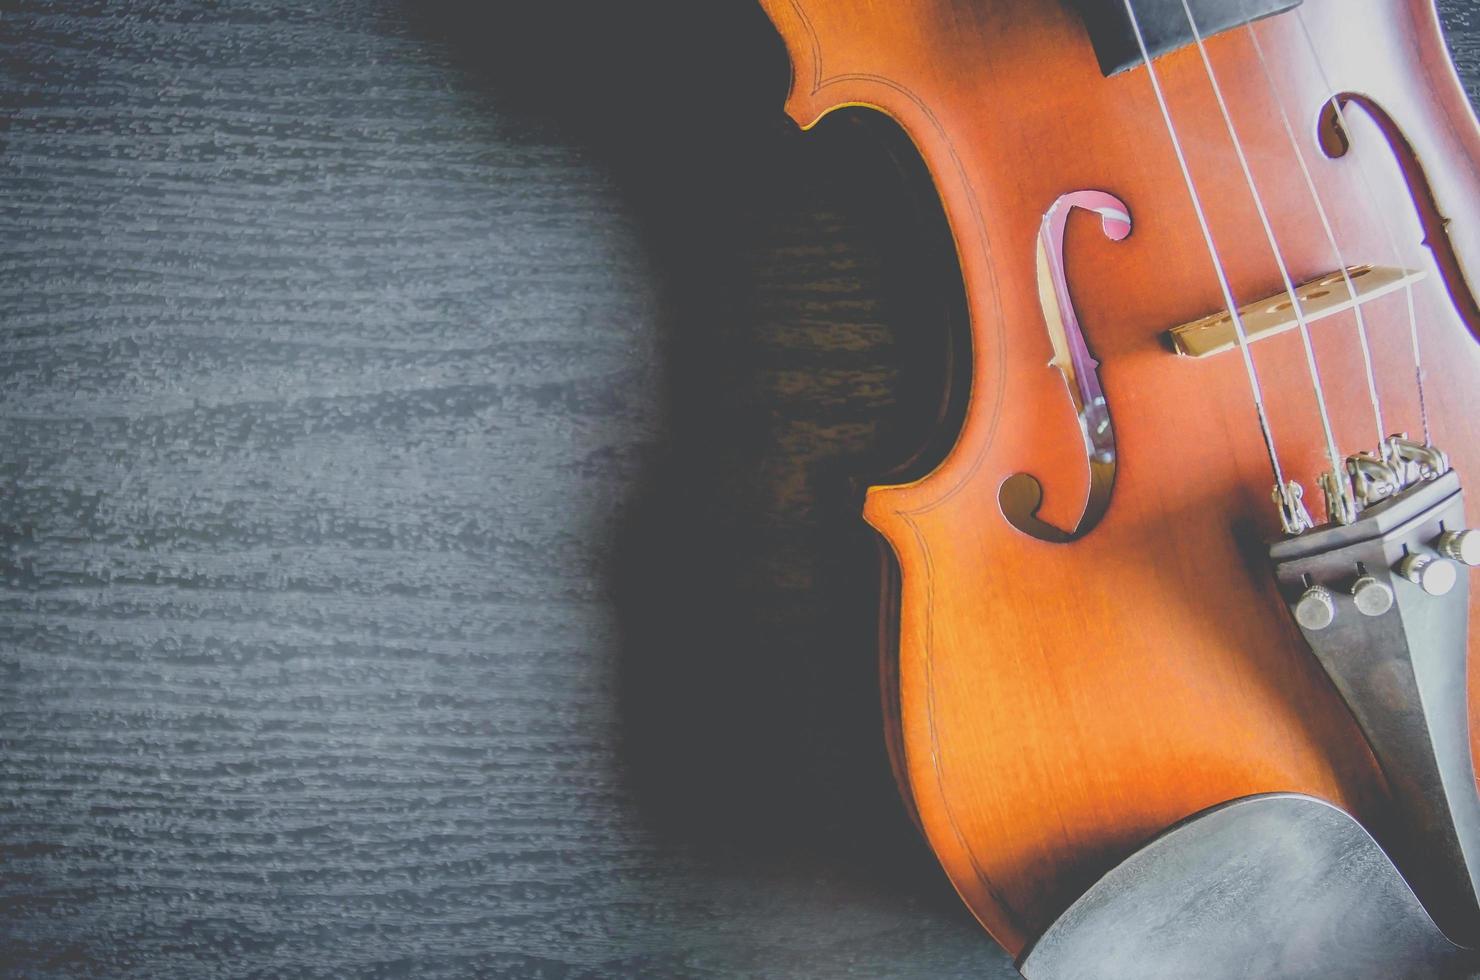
(757, 0, 927, 128)
(756, 0, 824, 125)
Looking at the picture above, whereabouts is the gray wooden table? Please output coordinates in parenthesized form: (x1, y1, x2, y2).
(3, 2, 1478, 977)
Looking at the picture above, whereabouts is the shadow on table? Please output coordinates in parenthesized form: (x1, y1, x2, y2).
(404, 0, 971, 915)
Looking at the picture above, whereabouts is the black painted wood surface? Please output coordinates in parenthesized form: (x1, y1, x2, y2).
(2, 3, 1478, 977)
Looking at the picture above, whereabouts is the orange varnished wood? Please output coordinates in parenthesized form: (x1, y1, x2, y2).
(758, 0, 1480, 956)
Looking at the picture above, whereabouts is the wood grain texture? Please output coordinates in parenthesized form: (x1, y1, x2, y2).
(0, 1, 1005, 976)
(0, 1, 1476, 978)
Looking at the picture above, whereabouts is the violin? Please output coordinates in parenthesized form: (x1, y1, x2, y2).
(756, 1, 1480, 975)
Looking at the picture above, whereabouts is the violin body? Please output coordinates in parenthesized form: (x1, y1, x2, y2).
(759, 0, 1480, 957)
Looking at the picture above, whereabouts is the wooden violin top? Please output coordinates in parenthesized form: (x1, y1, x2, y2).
(759, 0, 1480, 955)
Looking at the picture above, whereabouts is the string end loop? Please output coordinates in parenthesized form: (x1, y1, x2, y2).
(1275, 480, 1316, 535)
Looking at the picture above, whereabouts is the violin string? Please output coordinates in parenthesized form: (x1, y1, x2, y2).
(1118, 0, 1292, 499)
(1173, 0, 1350, 515)
(1291, 10, 1433, 446)
(1244, 23, 1387, 451)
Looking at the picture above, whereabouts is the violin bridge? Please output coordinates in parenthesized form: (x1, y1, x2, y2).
(1166, 265, 1426, 359)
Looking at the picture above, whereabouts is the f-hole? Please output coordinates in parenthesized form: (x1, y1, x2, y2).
(1000, 190, 1130, 544)
(1317, 93, 1480, 344)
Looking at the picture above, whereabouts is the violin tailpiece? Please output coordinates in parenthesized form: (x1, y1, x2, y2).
(1272, 470, 1480, 945)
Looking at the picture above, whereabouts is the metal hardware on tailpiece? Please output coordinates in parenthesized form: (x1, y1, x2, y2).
(1270, 469, 1480, 944)
(1295, 434, 1455, 528)
(1350, 571, 1395, 617)
(1439, 529, 1480, 566)
(1391, 436, 1451, 485)
(1319, 468, 1359, 527)
(1398, 551, 1459, 597)
(1346, 451, 1404, 509)
(1273, 480, 1315, 535)
(1294, 583, 1337, 631)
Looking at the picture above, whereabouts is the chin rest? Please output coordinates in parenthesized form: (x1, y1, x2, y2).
(1018, 794, 1479, 980)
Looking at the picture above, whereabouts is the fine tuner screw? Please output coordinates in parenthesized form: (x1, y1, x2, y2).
(1437, 529, 1480, 567)
(1396, 553, 1458, 597)
(1351, 574, 1395, 617)
(1295, 585, 1337, 631)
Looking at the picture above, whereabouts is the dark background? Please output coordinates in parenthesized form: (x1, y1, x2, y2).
(2, 3, 1478, 977)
